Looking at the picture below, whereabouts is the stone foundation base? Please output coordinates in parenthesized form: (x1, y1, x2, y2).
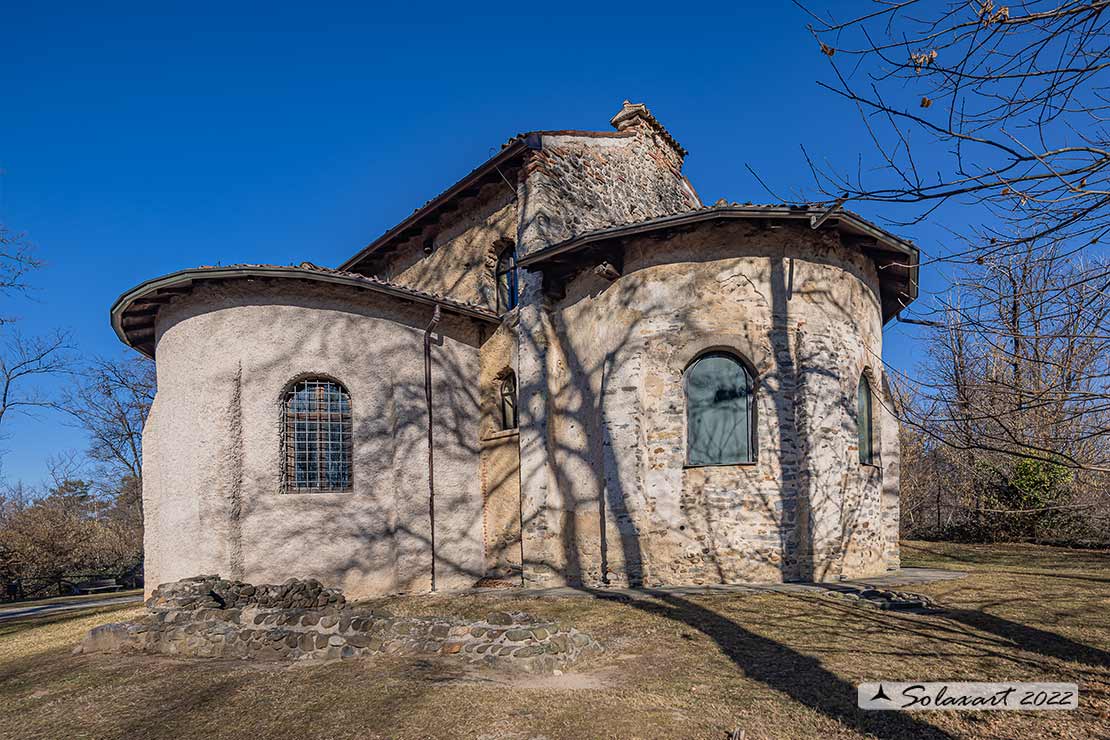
(77, 576, 601, 673)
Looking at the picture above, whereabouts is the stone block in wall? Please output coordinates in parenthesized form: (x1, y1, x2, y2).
(81, 577, 602, 674)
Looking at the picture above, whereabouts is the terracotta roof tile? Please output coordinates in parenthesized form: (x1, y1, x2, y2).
(196, 261, 498, 318)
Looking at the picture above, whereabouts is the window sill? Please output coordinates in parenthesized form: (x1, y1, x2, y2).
(482, 428, 520, 442)
(282, 488, 353, 495)
(683, 461, 758, 470)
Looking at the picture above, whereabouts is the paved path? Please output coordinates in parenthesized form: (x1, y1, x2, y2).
(0, 593, 143, 622)
(454, 567, 966, 601)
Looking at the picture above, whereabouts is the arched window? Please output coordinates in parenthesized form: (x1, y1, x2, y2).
(496, 244, 518, 313)
(685, 353, 754, 466)
(283, 378, 352, 492)
(500, 372, 518, 430)
(857, 374, 874, 465)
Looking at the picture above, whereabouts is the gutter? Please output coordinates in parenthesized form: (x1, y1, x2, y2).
(423, 305, 442, 592)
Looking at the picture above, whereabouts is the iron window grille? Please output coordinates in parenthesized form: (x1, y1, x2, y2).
(282, 379, 352, 492)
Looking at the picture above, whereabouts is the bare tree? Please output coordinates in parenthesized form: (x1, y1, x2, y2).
(798, 3, 1110, 535)
(0, 331, 74, 431)
(895, 242, 1110, 540)
(0, 224, 41, 298)
(802, 0, 1109, 266)
(918, 245, 1109, 465)
(0, 223, 76, 446)
(55, 354, 155, 484)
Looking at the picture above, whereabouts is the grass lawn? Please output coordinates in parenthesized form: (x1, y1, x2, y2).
(2, 542, 1108, 739)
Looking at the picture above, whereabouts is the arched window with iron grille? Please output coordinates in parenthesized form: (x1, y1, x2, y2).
(282, 378, 352, 492)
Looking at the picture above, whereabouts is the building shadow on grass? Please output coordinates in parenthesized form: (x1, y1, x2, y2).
(941, 608, 1110, 669)
(586, 587, 954, 740)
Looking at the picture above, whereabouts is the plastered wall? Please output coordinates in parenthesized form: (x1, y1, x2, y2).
(143, 280, 486, 599)
(377, 187, 518, 309)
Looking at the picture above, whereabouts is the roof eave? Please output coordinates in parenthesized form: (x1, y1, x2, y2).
(111, 266, 500, 359)
(338, 134, 541, 273)
(519, 207, 916, 264)
(517, 206, 920, 321)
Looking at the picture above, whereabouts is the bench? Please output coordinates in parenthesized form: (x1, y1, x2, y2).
(73, 579, 122, 594)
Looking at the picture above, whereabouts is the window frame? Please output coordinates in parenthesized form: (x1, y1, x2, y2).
(495, 244, 519, 313)
(683, 351, 757, 468)
(281, 377, 354, 493)
(857, 373, 876, 466)
(499, 372, 518, 430)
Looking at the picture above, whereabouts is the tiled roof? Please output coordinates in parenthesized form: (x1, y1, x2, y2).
(339, 136, 539, 272)
(516, 202, 920, 324)
(204, 262, 497, 317)
(111, 262, 499, 358)
(340, 107, 678, 273)
(519, 201, 916, 260)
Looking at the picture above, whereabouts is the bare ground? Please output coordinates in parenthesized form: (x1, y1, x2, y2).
(1, 541, 1108, 740)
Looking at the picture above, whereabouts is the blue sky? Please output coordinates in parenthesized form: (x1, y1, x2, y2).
(0, 2, 943, 485)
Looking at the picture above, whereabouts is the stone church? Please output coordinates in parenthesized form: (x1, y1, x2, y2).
(112, 102, 919, 599)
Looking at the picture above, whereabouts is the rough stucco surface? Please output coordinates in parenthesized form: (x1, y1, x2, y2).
(143, 280, 485, 600)
(477, 317, 522, 575)
(377, 186, 518, 309)
(515, 222, 900, 587)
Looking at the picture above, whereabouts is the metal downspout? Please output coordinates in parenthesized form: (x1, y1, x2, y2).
(424, 306, 442, 592)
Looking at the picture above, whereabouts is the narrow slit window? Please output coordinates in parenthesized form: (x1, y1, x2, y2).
(685, 353, 754, 466)
(283, 379, 352, 492)
(857, 374, 874, 465)
(500, 373, 518, 430)
(496, 244, 518, 313)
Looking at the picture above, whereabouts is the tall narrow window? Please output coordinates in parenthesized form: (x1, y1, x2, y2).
(500, 372, 518, 430)
(685, 353, 754, 466)
(496, 244, 518, 313)
(857, 374, 874, 465)
(283, 378, 352, 492)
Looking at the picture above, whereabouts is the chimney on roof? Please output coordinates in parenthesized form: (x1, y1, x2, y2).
(609, 100, 688, 160)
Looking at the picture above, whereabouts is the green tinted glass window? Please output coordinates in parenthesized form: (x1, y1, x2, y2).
(685, 353, 753, 466)
(858, 374, 873, 464)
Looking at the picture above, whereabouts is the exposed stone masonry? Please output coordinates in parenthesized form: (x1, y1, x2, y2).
(520, 118, 698, 254)
(146, 574, 347, 611)
(79, 577, 602, 673)
(516, 222, 900, 588)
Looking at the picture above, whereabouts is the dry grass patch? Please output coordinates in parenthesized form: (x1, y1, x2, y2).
(1, 542, 1108, 739)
